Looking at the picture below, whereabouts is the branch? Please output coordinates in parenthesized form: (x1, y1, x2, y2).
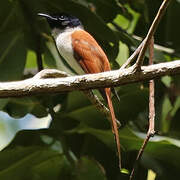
(0, 60, 179, 98)
(133, 35, 175, 55)
(134, 0, 172, 70)
(130, 37, 156, 180)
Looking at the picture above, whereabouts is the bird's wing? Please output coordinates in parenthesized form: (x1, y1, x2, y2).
(71, 30, 111, 74)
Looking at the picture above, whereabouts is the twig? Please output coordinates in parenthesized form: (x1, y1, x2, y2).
(83, 91, 121, 127)
(0, 61, 179, 98)
(129, 134, 152, 180)
(134, 0, 172, 71)
(148, 37, 156, 137)
(133, 35, 175, 55)
(120, 40, 144, 69)
(129, 37, 156, 180)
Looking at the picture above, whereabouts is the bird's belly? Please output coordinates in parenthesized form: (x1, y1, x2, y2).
(56, 32, 84, 75)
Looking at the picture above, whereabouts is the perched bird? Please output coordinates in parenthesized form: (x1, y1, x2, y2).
(38, 13, 121, 169)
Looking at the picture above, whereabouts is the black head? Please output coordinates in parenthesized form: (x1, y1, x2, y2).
(38, 13, 83, 29)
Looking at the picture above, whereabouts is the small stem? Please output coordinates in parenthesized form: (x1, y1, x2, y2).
(134, 0, 172, 71)
(120, 40, 144, 69)
(129, 37, 156, 180)
(83, 90, 121, 128)
(148, 37, 156, 136)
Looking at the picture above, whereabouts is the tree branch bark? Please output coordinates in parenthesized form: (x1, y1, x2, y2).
(0, 60, 179, 98)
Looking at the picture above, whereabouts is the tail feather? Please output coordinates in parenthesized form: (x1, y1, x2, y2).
(105, 88, 121, 170)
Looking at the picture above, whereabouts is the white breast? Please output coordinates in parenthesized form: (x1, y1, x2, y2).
(55, 28, 84, 75)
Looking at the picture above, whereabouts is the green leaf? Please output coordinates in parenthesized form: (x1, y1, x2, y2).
(0, 32, 26, 81)
(161, 95, 173, 133)
(171, 96, 180, 117)
(66, 91, 91, 112)
(85, 0, 131, 22)
(115, 41, 129, 66)
(114, 86, 149, 124)
(25, 50, 37, 69)
(161, 76, 171, 88)
(75, 157, 107, 180)
(0, 111, 51, 151)
(32, 154, 71, 180)
(134, 131, 180, 169)
(0, 1, 16, 32)
(5, 97, 48, 118)
(70, 125, 180, 169)
(163, 1, 180, 49)
(0, 99, 9, 110)
(0, 146, 68, 180)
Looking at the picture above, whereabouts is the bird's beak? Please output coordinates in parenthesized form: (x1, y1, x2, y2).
(37, 13, 57, 20)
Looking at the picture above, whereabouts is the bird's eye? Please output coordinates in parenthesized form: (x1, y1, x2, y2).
(59, 15, 65, 20)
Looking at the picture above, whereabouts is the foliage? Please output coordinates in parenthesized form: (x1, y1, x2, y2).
(0, 0, 180, 179)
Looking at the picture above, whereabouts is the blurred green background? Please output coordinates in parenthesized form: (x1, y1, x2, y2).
(0, 0, 180, 179)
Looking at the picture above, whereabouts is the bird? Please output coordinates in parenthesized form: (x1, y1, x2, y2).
(38, 12, 121, 169)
